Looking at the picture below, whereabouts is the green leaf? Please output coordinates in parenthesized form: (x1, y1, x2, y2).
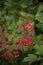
(35, 5, 43, 23)
(23, 54, 38, 62)
(34, 44, 43, 55)
(23, 54, 42, 65)
(33, 35, 43, 45)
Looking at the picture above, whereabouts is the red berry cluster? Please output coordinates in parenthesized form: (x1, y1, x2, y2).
(1, 52, 14, 59)
(0, 17, 35, 59)
(18, 35, 35, 51)
(1, 50, 20, 59)
(13, 50, 20, 58)
(25, 23, 34, 32)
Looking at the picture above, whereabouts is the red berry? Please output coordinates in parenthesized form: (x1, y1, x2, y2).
(18, 40, 23, 45)
(29, 35, 32, 39)
(29, 41, 35, 46)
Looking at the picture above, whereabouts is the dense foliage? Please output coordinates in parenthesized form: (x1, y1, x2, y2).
(0, 0, 43, 65)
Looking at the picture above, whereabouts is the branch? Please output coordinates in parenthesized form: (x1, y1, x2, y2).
(31, 2, 43, 10)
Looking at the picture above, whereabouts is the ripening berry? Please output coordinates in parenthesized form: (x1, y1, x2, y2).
(0, 38, 3, 42)
(18, 24, 22, 28)
(29, 35, 32, 39)
(24, 17, 29, 22)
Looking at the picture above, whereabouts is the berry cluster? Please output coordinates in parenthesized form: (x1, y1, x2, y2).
(1, 50, 20, 59)
(1, 52, 14, 59)
(25, 23, 34, 32)
(13, 50, 20, 58)
(18, 35, 35, 51)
